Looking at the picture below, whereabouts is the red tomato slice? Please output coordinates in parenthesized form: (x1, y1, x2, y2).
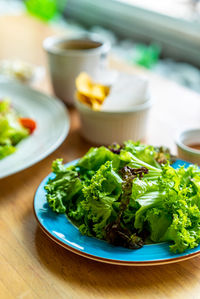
(19, 118, 37, 134)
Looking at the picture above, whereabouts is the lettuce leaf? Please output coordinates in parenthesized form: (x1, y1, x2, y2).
(134, 163, 200, 252)
(0, 144, 16, 159)
(81, 161, 122, 238)
(45, 159, 82, 213)
(77, 146, 120, 171)
(124, 140, 162, 168)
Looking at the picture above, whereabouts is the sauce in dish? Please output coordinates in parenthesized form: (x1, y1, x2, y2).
(188, 143, 200, 151)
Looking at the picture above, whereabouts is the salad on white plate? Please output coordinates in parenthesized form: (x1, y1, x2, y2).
(0, 98, 36, 160)
(0, 78, 70, 179)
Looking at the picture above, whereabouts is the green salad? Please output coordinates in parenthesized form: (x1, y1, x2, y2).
(45, 141, 200, 253)
(0, 99, 36, 160)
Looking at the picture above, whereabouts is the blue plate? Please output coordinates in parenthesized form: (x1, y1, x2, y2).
(34, 159, 200, 266)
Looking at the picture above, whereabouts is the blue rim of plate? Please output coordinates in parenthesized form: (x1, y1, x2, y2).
(33, 159, 200, 266)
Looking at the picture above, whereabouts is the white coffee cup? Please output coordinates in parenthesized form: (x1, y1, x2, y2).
(43, 34, 110, 105)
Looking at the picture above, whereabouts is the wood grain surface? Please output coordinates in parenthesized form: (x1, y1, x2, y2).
(1, 14, 200, 299)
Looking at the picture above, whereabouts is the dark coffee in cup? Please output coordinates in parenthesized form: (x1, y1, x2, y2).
(56, 39, 102, 51)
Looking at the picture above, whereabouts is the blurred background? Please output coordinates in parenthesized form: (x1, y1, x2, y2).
(1, 0, 200, 92)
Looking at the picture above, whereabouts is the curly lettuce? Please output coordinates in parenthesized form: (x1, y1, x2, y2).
(45, 142, 200, 254)
(45, 159, 82, 213)
(80, 161, 122, 238)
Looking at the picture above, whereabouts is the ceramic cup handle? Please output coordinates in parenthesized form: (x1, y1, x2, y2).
(100, 41, 110, 68)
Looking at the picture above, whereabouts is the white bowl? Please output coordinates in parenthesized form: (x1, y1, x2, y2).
(76, 99, 152, 145)
(176, 128, 200, 165)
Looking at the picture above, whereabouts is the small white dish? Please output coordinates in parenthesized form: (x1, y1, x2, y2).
(176, 128, 200, 165)
(0, 78, 70, 179)
(76, 98, 152, 145)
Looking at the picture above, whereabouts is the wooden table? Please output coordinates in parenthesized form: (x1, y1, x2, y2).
(1, 15, 200, 299)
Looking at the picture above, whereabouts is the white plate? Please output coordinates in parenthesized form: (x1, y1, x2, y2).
(0, 79, 70, 179)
